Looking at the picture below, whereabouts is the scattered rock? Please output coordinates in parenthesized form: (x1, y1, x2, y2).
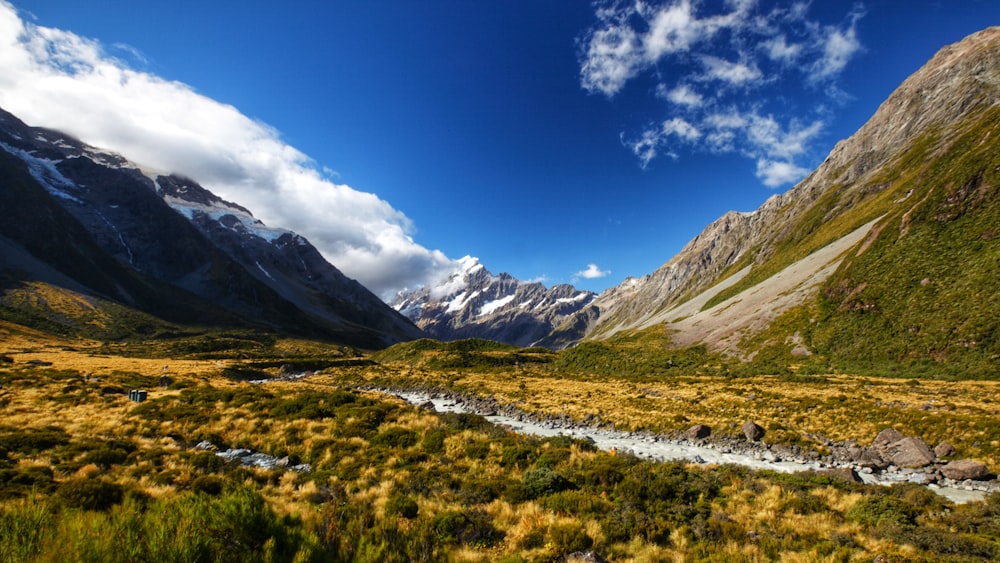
(418, 400, 436, 411)
(194, 440, 218, 451)
(856, 447, 890, 470)
(686, 424, 711, 441)
(941, 460, 990, 481)
(934, 442, 956, 458)
(887, 437, 936, 468)
(742, 421, 766, 442)
(872, 428, 904, 450)
(566, 551, 607, 563)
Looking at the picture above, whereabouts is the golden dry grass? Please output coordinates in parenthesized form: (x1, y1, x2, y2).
(2, 333, 997, 563)
(334, 365, 1000, 469)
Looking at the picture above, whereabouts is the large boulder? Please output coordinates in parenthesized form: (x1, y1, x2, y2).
(940, 460, 991, 481)
(686, 424, 711, 441)
(872, 428, 905, 450)
(886, 436, 936, 468)
(742, 421, 766, 442)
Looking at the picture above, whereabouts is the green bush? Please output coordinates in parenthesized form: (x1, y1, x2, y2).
(521, 467, 574, 500)
(56, 478, 125, 511)
(846, 495, 918, 527)
(386, 493, 419, 519)
(422, 428, 447, 454)
(371, 427, 418, 449)
(190, 475, 226, 496)
(428, 509, 502, 547)
(0, 427, 70, 455)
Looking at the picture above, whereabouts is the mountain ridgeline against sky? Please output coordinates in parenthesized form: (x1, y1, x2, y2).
(544, 26, 1000, 372)
(391, 256, 596, 348)
(1, 27, 999, 371)
(0, 108, 422, 348)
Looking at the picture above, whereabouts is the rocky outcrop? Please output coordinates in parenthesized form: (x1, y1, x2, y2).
(935, 442, 957, 458)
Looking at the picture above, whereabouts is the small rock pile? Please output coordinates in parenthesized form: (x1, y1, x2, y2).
(821, 427, 994, 491)
(194, 440, 311, 473)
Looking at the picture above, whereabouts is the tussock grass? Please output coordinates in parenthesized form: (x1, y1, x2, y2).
(2, 331, 1000, 561)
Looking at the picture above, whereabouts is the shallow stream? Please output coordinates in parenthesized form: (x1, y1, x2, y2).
(387, 389, 989, 505)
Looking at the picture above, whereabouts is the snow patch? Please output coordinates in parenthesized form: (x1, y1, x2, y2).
(446, 290, 480, 313)
(255, 261, 275, 280)
(556, 293, 591, 304)
(479, 295, 515, 317)
(163, 195, 291, 242)
(0, 141, 82, 203)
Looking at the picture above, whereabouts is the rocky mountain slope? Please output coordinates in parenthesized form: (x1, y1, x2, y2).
(0, 108, 423, 348)
(391, 256, 597, 347)
(552, 27, 1000, 373)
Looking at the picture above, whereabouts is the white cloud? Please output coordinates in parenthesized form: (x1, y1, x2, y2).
(756, 158, 809, 187)
(662, 117, 701, 141)
(660, 83, 704, 107)
(580, 0, 866, 186)
(640, 0, 702, 60)
(574, 263, 610, 280)
(698, 55, 763, 86)
(763, 35, 802, 63)
(811, 21, 863, 82)
(0, 1, 457, 299)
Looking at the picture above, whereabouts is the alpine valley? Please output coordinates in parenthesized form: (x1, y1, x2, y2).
(3, 24, 1000, 563)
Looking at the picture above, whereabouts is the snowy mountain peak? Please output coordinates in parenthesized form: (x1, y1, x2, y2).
(391, 259, 597, 348)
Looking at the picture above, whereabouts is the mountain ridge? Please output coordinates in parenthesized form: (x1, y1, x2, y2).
(391, 256, 597, 348)
(0, 107, 423, 348)
(554, 26, 1000, 372)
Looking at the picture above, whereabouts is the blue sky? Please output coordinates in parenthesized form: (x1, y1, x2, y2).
(1, 1, 997, 298)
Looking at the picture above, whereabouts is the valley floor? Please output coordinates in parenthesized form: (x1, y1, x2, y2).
(2, 329, 1000, 561)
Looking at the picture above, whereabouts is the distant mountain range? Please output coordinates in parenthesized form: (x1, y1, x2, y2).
(390, 256, 596, 347)
(3, 27, 999, 371)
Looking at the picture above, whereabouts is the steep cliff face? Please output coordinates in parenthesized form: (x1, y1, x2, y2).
(566, 27, 1000, 363)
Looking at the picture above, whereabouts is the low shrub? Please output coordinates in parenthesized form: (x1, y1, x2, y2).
(56, 478, 125, 511)
(521, 467, 574, 500)
(386, 493, 419, 519)
(0, 427, 70, 455)
(371, 427, 418, 449)
(846, 495, 918, 527)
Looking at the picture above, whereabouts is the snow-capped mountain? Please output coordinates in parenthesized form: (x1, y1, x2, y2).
(0, 107, 423, 347)
(391, 256, 597, 348)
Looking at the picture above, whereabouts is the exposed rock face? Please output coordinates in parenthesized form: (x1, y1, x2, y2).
(392, 257, 596, 348)
(941, 460, 991, 481)
(886, 437, 936, 468)
(742, 421, 765, 442)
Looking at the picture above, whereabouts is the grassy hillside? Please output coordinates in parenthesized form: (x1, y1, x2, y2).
(683, 106, 1000, 378)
